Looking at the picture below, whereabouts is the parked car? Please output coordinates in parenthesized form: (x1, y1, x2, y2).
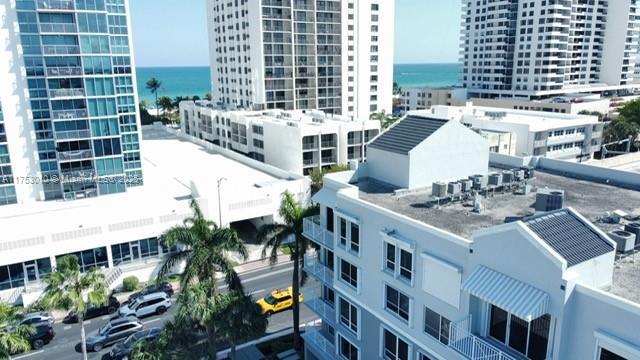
(19, 312, 54, 326)
(119, 292, 171, 318)
(128, 282, 174, 303)
(63, 296, 120, 323)
(85, 317, 143, 352)
(108, 327, 161, 360)
(28, 322, 55, 350)
(256, 287, 303, 316)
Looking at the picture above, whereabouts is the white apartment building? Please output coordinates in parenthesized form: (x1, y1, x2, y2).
(0, 124, 308, 306)
(416, 104, 604, 162)
(180, 101, 381, 176)
(206, 0, 395, 119)
(461, 0, 640, 99)
(301, 114, 640, 360)
(398, 87, 459, 113)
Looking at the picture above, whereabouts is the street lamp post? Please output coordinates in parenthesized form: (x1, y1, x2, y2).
(217, 177, 227, 226)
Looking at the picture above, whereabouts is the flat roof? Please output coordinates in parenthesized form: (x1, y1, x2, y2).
(357, 170, 640, 302)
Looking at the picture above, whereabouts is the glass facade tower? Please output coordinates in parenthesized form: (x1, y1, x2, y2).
(12, 0, 142, 201)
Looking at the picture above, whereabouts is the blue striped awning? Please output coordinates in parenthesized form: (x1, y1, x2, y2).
(462, 265, 550, 322)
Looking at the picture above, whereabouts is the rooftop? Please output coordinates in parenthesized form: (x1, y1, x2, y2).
(356, 169, 640, 302)
(368, 115, 447, 155)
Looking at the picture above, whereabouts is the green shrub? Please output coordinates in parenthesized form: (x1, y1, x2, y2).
(122, 276, 139, 292)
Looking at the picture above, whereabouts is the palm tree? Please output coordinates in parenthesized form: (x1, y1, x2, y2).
(40, 255, 108, 360)
(158, 199, 248, 358)
(216, 291, 267, 360)
(0, 302, 33, 358)
(145, 78, 162, 119)
(257, 191, 318, 350)
(158, 96, 175, 123)
(371, 110, 398, 129)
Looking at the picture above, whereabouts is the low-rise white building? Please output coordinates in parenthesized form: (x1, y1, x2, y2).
(300, 115, 640, 360)
(0, 124, 308, 306)
(398, 87, 459, 113)
(180, 101, 381, 175)
(416, 104, 605, 162)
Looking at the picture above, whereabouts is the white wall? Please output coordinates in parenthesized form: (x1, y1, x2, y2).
(366, 147, 410, 188)
(408, 121, 489, 189)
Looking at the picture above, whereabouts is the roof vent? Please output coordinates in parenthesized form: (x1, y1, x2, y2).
(608, 230, 636, 253)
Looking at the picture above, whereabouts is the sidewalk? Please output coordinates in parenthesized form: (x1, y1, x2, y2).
(233, 254, 293, 274)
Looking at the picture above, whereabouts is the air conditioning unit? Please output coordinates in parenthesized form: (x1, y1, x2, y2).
(502, 170, 514, 184)
(514, 170, 525, 182)
(608, 230, 636, 253)
(469, 175, 487, 190)
(459, 179, 473, 192)
(432, 182, 447, 198)
(488, 173, 503, 187)
(535, 188, 565, 212)
(448, 182, 462, 195)
(624, 223, 640, 247)
(520, 166, 535, 179)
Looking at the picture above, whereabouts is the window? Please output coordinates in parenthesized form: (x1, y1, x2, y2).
(418, 352, 434, 360)
(322, 285, 335, 307)
(383, 328, 409, 360)
(424, 307, 450, 345)
(340, 259, 358, 289)
(488, 304, 550, 360)
(338, 216, 359, 255)
(385, 285, 410, 322)
(383, 241, 413, 283)
(338, 334, 359, 360)
(599, 348, 627, 360)
(339, 298, 358, 334)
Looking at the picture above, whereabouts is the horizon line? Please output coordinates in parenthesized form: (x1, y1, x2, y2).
(136, 62, 462, 68)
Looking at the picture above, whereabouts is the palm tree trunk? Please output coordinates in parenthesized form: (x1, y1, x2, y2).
(291, 236, 301, 350)
(230, 343, 237, 360)
(205, 323, 217, 360)
(155, 92, 159, 120)
(80, 315, 88, 360)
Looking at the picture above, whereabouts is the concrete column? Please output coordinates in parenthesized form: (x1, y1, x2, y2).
(106, 245, 114, 268)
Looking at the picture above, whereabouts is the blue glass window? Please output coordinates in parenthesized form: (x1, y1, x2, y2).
(90, 118, 119, 136)
(77, 13, 107, 33)
(93, 137, 121, 156)
(80, 35, 110, 54)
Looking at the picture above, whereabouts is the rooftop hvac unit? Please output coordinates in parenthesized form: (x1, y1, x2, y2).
(432, 182, 448, 198)
(608, 230, 636, 253)
(488, 173, 503, 187)
(514, 170, 525, 182)
(448, 182, 462, 195)
(520, 166, 535, 179)
(469, 175, 487, 190)
(535, 188, 565, 212)
(624, 223, 640, 246)
(502, 170, 514, 184)
(459, 179, 473, 193)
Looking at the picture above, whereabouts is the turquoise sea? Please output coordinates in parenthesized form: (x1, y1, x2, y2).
(135, 63, 461, 105)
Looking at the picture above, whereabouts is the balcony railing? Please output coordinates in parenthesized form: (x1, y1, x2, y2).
(321, 157, 336, 164)
(49, 88, 85, 98)
(304, 287, 336, 327)
(57, 149, 93, 161)
(52, 109, 88, 120)
(321, 141, 336, 148)
(303, 142, 318, 150)
(55, 129, 91, 140)
(42, 45, 80, 55)
(36, 0, 74, 10)
(39, 23, 76, 33)
(303, 158, 318, 166)
(304, 254, 333, 285)
(449, 319, 518, 360)
(47, 67, 82, 77)
(303, 216, 334, 249)
(302, 329, 336, 360)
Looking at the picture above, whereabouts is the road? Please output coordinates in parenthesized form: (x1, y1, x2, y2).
(15, 262, 318, 360)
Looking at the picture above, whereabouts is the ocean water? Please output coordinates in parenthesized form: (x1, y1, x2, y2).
(135, 63, 461, 105)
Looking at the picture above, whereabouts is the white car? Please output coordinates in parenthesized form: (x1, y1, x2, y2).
(119, 292, 172, 318)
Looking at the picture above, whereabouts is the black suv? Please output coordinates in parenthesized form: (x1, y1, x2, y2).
(29, 322, 55, 350)
(107, 327, 161, 360)
(63, 296, 120, 323)
(128, 282, 174, 303)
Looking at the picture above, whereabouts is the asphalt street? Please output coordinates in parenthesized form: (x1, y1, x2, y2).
(14, 262, 318, 360)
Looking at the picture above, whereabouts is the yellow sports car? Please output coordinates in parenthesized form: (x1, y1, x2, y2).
(256, 287, 304, 316)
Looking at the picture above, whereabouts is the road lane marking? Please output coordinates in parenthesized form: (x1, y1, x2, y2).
(13, 350, 44, 359)
(63, 325, 72, 330)
(249, 289, 265, 296)
(144, 318, 162, 325)
(101, 315, 110, 320)
(84, 320, 91, 325)
(219, 267, 292, 290)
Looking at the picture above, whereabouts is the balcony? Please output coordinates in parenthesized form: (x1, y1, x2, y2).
(42, 45, 80, 55)
(52, 109, 88, 120)
(303, 142, 318, 150)
(47, 66, 82, 77)
(303, 216, 334, 249)
(36, 0, 74, 10)
(49, 88, 85, 98)
(303, 158, 318, 167)
(302, 328, 336, 360)
(304, 287, 336, 327)
(57, 149, 93, 161)
(55, 129, 91, 140)
(304, 254, 333, 285)
(39, 23, 76, 33)
(321, 140, 336, 148)
(61, 169, 95, 179)
(449, 319, 518, 360)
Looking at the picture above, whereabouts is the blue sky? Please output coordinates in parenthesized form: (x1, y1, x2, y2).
(130, 0, 461, 67)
